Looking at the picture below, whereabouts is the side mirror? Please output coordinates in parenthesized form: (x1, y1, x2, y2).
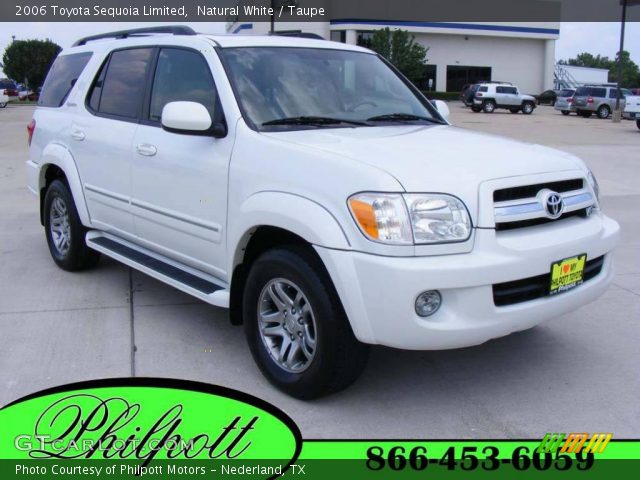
(433, 100, 450, 123)
(161, 101, 226, 138)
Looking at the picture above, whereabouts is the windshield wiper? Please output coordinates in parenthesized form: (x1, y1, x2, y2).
(262, 116, 368, 127)
(366, 113, 443, 124)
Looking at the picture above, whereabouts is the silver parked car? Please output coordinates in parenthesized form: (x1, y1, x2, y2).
(572, 85, 632, 119)
(553, 88, 575, 116)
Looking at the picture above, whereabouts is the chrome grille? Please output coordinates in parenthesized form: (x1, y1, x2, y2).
(493, 179, 595, 230)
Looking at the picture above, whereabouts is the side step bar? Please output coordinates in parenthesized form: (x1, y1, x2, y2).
(86, 231, 230, 308)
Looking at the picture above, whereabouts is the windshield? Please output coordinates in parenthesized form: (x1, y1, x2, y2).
(221, 47, 442, 130)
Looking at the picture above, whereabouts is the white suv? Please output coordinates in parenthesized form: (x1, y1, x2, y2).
(26, 27, 619, 398)
(471, 83, 537, 114)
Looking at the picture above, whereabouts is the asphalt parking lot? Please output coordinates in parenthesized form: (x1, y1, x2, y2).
(1, 103, 638, 438)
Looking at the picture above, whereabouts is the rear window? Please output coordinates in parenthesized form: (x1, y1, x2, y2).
(88, 48, 154, 119)
(38, 52, 92, 108)
(559, 89, 574, 97)
(0, 79, 17, 89)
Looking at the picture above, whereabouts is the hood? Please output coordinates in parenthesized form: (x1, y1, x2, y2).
(263, 125, 585, 194)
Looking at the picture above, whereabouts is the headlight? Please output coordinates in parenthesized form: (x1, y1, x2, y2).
(348, 193, 472, 245)
(587, 170, 600, 204)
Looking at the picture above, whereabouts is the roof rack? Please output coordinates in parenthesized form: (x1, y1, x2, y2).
(73, 26, 196, 47)
(270, 31, 325, 40)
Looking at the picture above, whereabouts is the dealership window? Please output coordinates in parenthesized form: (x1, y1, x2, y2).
(446, 66, 492, 92)
(356, 31, 374, 48)
(330, 31, 346, 43)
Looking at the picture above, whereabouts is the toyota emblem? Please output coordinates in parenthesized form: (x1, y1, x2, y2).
(538, 189, 564, 219)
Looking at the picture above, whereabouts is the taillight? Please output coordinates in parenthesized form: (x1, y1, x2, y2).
(2, 89, 7, 96)
(587, 97, 594, 103)
(476, 92, 483, 97)
(27, 119, 36, 147)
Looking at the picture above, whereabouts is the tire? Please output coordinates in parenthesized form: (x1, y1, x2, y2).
(522, 102, 534, 115)
(482, 101, 496, 113)
(471, 106, 481, 113)
(509, 108, 520, 114)
(597, 105, 611, 119)
(44, 179, 101, 271)
(243, 246, 369, 399)
(636, 119, 640, 130)
(579, 110, 592, 118)
(561, 110, 570, 116)
(0, 102, 7, 108)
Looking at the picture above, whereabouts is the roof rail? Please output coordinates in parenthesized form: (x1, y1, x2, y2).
(270, 32, 325, 40)
(73, 25, 197, 47)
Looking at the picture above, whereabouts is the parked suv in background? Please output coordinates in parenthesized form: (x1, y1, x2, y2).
(554, 88, 576, 115)
(26, 27, 619, 398)
(471, 83, 537, 114)
(0, 79, 19, 98)
(572, 85, 632, 118)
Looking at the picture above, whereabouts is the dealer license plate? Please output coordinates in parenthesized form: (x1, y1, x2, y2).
(549, 254, 587, 295)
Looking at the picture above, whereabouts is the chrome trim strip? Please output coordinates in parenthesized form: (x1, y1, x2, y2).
(84, 184, 129, 203)
(494, 189, 594, 224)
(130, 199, 220, 233)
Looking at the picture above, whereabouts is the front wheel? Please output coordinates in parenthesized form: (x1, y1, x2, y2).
(243, 246, 369, 399)
(636, 119, 640, 130)
(44, 180, 101, 271)
(522, 102, 534, 115)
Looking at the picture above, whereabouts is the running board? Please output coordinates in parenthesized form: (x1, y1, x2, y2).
(86, 231, 230, 308)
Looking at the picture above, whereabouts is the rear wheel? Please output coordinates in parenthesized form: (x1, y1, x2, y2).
(483, 101, 496, 113)
(471, 106, 481, 113)
(561, 110, 570, 115)
(522, 102, 534, 115)
(636, 119, 640, 130)
(243, 246, 369, 399)
(44, 180, 101, 271)
(597, 104, 611, 119)
(579, 110, 592, 118)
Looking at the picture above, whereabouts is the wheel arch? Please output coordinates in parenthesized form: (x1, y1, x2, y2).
(38, 144, 90, 226)
(227, 191, 352, 325)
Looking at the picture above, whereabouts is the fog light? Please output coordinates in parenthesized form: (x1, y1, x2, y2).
(415, 290, 442, 317)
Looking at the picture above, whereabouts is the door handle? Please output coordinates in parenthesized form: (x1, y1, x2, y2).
(136, 143, 157, 157)
(71, 129, 85, 141)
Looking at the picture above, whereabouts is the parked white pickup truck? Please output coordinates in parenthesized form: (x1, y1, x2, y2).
(26, 26, 620, 398)
(623, 95, 640, 130)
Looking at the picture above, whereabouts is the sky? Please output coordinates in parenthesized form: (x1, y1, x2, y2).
(0, 21, 638, 79)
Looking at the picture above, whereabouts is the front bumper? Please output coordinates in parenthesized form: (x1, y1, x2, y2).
(316, 214, 620, 350)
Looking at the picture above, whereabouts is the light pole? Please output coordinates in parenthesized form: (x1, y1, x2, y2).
(614, 0, 640, 122)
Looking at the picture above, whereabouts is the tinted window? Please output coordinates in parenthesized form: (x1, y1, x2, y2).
(559, 89, 574, 97)
(94, 48, 153, 118)
(38, 52, 92, 108)
(574, 87, 590, 96)
(0, 79, 17, 89)
(503, 87, 518, 94)
(591, 88, 606, 98)
(478, 86, 488, 92)
(149, 48, 217, 122)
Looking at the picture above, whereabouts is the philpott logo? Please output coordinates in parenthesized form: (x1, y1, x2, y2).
(0, 379, 301, 477)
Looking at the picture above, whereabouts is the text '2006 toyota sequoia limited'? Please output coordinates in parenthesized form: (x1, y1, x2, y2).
(26, 27, 620, 398)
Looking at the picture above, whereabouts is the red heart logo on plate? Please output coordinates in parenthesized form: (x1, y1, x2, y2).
(563, 264, 570, 274)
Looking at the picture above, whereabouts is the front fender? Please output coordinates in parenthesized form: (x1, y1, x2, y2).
(229, 191, 351, 271)
(38, 143, 91, 226)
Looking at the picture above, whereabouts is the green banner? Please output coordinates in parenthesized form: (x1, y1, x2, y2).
(1, 379, 638, 479)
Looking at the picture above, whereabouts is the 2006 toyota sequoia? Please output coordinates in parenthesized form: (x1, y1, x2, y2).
(26, 27, 620, 398)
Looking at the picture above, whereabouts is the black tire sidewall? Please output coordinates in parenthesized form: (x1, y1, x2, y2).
(43, 180, 97, 271)
(243, 247, 366, 398)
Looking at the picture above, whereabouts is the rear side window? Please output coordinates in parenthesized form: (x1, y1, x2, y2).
(478, 86, 488, 92)
(149, 48, 217, 122)
(38, 52, 92, 107)
(591, 88, 606, 98)
(574, 87, 590, 96)
(88, 48, 154, 119)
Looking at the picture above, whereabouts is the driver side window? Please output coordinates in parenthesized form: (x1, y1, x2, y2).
(149, 48, 218, 123)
